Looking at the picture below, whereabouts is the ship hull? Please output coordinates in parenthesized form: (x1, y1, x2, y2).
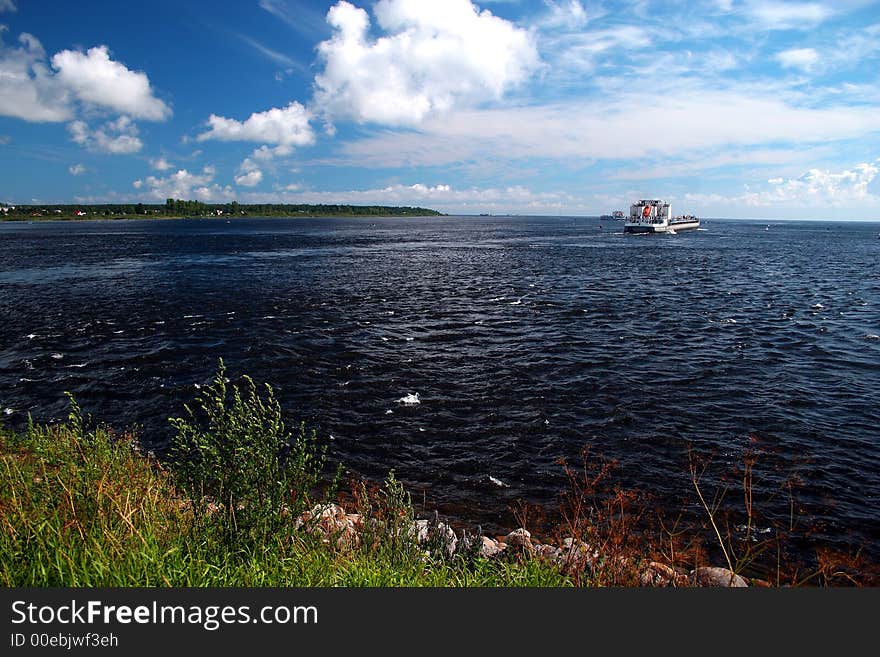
(668, 219, 700, 231)
(624, 219, 700, 234)
(623, 224, 665, 234)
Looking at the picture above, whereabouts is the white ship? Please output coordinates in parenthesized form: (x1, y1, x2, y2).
(623, 200, 700, 234)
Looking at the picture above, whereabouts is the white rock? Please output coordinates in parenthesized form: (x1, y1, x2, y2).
(558, 537, 596, 571)
(479, 536, 506, 559)
(503, 528, 533, 550)
(411, 519, 458, 557)
(533, 544, 561, 561)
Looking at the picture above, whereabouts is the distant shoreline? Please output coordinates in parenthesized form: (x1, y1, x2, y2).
(0, 200, 444, 222)
(0, 213, 447, 222)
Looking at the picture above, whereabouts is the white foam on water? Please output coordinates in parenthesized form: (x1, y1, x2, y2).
(113, 330, 124, 334)
(3, 408, 13, 416)
(183, 314, 203, 319)
(721, 318, 737, 324)
(381, 337, 389, 341)
(387, 311, 394, 315)
(66, 363, 87, 368)
(811, 303, 825, 310)
(509, 297, 524, 305)
(865, 334, 880, 340)
(26, 334, 37, 339)
(488, 475, 510, 488)
(489, 296, 506, 302)
(50, 353, 63, 359)
(405, 337, 414, 341)
(419, 428, 425, 432)
(397, 392, 420, 405)
(154, 321, 165, 325)
(385, 409, 393, 415)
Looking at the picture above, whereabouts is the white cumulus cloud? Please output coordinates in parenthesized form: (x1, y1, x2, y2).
(68, 163, 86, 175)
(197, 102, 314, 158)
(683, 159, 880, 215)
(760, 161, 880, 204)
(0, 31, 71, 121)
(0, 29, 169, 136)
(0, 0, 16, 13)
(136, 166, 233, 201)
(234, 158, 263, 187)
(150, 156, 173, 171)
(51, 45, 170, 120)
(68, 116, 142, 154)
(313, 0, 541, 126)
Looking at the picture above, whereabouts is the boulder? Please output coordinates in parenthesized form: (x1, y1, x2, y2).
(692, 566, 749, 587)
(639, 561, 679, 587)
(411, 519, 430, 543)
(557, 537, 596, 572)
(411, 518, 458, 557)
(296, 503, 359, 549)
(479, 536, 506, 559)
(503, 528, 533, 551)
(533, 543, 562, 562)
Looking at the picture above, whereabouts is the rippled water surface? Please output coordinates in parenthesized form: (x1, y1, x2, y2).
(2, 216, 879, 558)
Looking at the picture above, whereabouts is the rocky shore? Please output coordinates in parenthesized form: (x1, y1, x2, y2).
(296, 502, 756, 587)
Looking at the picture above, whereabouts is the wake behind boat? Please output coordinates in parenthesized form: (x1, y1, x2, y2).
(624, 200, 700, 234)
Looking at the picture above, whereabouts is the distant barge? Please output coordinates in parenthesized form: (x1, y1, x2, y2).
(623, 200, 700, 234)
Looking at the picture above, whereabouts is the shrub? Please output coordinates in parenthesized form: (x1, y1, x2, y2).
(169, 360, 336, 545)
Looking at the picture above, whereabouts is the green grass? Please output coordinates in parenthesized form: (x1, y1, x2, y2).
(0, 391, 570, 588)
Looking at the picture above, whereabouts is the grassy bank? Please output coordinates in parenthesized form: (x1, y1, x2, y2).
(1, 366, 875, 587)
(0, 382, 567, 587)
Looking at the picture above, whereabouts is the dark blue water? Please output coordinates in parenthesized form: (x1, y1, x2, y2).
(2, 216, 879, 562)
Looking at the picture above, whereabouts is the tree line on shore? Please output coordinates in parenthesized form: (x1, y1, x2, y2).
(0, 198, 444, 219)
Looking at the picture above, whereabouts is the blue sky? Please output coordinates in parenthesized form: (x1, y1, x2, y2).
(1, 0, 879, 219)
